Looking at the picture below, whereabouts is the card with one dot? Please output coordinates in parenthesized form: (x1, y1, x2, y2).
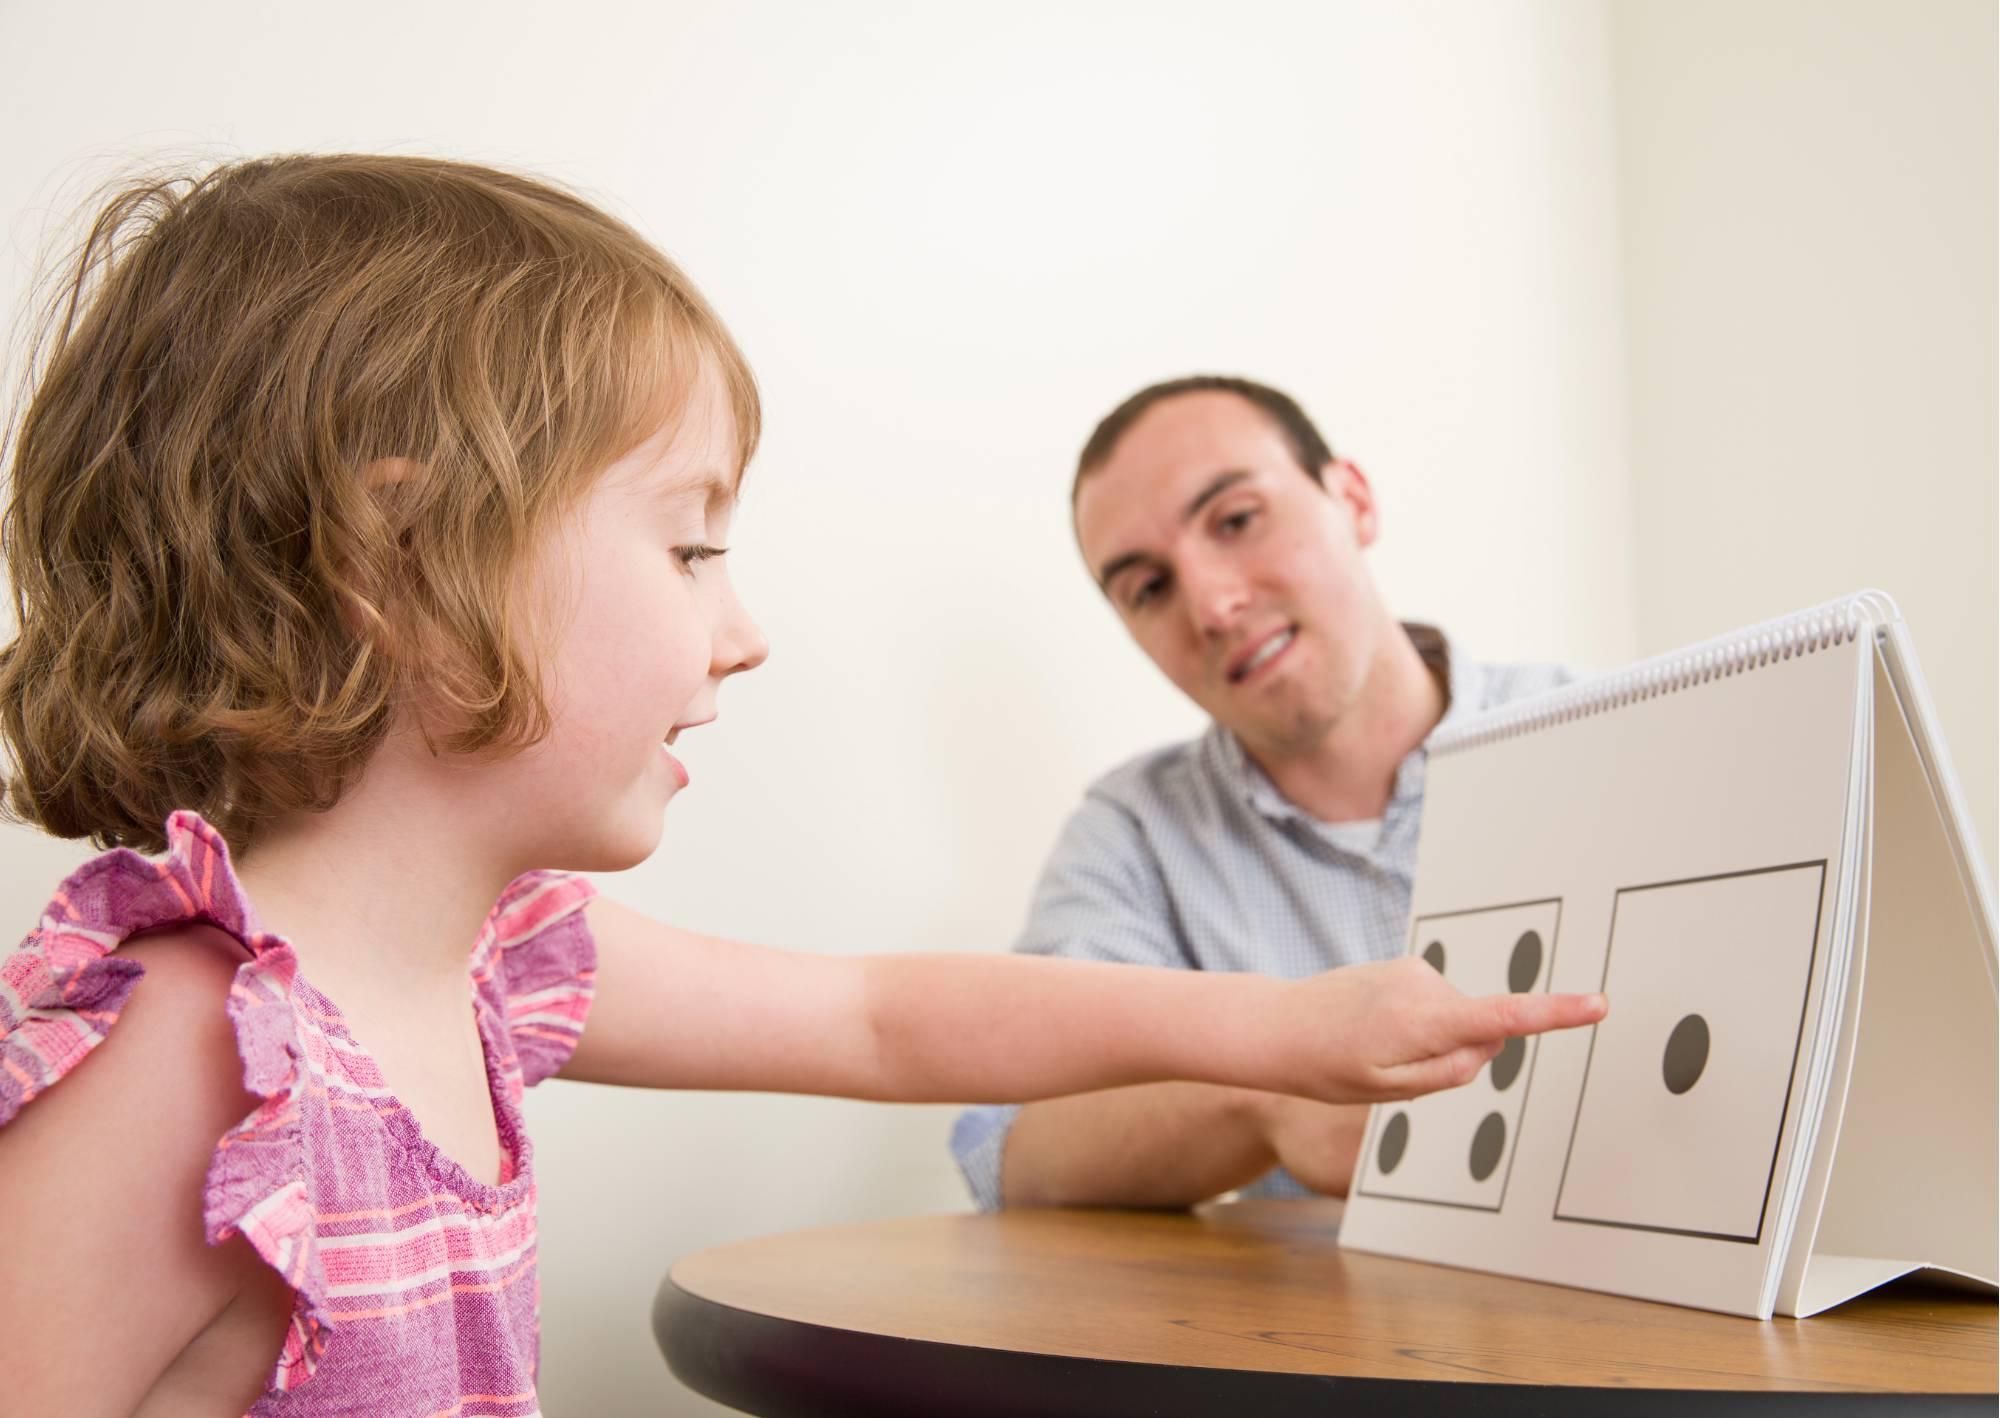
(1357, 898, 1561, 1211)
(1554, 862, 1827, 1241)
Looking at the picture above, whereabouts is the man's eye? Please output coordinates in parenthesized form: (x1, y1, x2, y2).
(1217, 508, 1256, 537)
(1130, 575, 1168, 610)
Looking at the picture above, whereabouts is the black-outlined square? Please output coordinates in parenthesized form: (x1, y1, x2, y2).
(1553, 861, 1827, 1243)
(1355, 896, 1562, 1214)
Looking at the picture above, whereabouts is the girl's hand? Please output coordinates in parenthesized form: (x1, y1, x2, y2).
(569, 900, 1605, 1107)
(1277, 957, 1607, 1103)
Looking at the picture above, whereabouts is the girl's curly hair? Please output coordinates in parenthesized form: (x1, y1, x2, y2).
(0, 153, 758, 854)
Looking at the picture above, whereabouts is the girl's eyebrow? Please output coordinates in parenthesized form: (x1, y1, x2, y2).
(658, 471, 737, 510)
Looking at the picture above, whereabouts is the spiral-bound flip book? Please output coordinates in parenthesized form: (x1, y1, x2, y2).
(1338, 591, 1998, 1318)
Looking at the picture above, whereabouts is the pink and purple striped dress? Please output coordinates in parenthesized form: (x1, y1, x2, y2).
(0, 810, 598, 1416)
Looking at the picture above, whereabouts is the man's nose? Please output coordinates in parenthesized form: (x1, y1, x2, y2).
(1181, 562, 1251, 637)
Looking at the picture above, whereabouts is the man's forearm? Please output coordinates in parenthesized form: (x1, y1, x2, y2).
(999, 1082, 1279, 1208)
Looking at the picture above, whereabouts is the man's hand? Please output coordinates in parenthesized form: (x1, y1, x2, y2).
(1251, 1094, 1369, 1196)
(994, 955, 1597, 1210)
(1001, 1086, 1371, 1207)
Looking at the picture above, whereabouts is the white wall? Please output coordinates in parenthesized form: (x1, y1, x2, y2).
(0, 6, 1632, 1412)
(1, 2, 1986, 1414)
(1610, 0, 1998, 879)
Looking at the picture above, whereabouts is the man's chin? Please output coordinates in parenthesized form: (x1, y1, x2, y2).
(1223, 706, 1343, 763)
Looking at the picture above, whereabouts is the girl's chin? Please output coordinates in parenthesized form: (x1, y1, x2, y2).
(595, 823, 665, 875)
(559, 796, 668, 874)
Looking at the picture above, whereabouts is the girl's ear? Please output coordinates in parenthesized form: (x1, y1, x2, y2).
(364, 456, 424, 490)
(342, 456, 463, 746)
(334, 457, 427, 646)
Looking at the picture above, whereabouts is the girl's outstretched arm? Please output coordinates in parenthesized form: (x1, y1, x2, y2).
(565, 899, 1605, 1103)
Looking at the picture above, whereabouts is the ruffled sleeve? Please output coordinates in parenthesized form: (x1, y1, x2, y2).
(1, 809, 262, 1123)
(478, 871, 598, 1088)
(200, 935, 333, 1394)
(0, 810, 333, 1392)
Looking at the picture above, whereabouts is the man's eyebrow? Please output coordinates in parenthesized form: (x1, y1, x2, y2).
(1182, 469, 1253, 521)
(1097, 549, 1159, 592)
(1095, 469, 1256, 590)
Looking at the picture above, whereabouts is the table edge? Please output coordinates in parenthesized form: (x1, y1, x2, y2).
(651, 1274, 1995, 1418)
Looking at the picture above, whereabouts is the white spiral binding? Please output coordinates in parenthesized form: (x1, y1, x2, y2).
(1430, 591, 1900, 758)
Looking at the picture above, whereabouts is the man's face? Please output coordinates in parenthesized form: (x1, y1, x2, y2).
(1074, 391, 1387, 760)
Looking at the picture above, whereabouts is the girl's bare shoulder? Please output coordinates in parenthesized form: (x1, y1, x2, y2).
(0, 923, 285, 1417)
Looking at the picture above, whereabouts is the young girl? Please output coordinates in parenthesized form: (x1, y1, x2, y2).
(0, 155, 1604, 1417)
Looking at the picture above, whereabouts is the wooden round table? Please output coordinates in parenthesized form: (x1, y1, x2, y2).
(654, 1200, 1995, 1416)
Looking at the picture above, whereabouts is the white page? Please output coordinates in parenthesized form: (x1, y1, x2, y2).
(1341, 627, 1866, 1316)
(1782, 643, 2000, 1311)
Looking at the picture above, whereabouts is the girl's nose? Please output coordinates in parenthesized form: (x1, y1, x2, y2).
(716, 591, 769, 677)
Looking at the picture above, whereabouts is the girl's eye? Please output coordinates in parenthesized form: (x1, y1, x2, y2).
(675, 544, 728, 570)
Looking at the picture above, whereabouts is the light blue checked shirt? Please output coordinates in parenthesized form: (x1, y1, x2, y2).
(950, 626, 1571, 1209)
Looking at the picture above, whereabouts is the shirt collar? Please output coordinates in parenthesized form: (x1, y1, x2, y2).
(1211, 622, 1476, 827)
(1418, 621, 1490, 743)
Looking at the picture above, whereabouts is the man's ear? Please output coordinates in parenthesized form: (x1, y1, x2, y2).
(1323, 458, 1380, 548)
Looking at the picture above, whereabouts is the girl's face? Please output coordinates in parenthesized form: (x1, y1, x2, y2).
(513, 372, 768, 870)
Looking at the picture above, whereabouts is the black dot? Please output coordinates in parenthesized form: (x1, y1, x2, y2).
(1490, 1036, 1525, 1091)
(1508, 930, 1543, 993)
(1469, 1112, 1506, 1182)
(1421, 940, 1446, 974)
(1377, 1111, 1411, 1175)
(1663, 1014, 1709, 1095)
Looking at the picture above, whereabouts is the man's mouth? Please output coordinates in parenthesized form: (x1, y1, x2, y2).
(1228, 626, 1297, 684)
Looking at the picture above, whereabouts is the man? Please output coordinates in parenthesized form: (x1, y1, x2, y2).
(951, 375, 1569, 1208)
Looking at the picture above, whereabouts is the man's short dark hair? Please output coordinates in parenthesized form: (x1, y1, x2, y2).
(1074, 375, 1335, 498)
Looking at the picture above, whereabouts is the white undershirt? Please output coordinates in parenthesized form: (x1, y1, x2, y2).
(1310, 816, 1384, 858)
